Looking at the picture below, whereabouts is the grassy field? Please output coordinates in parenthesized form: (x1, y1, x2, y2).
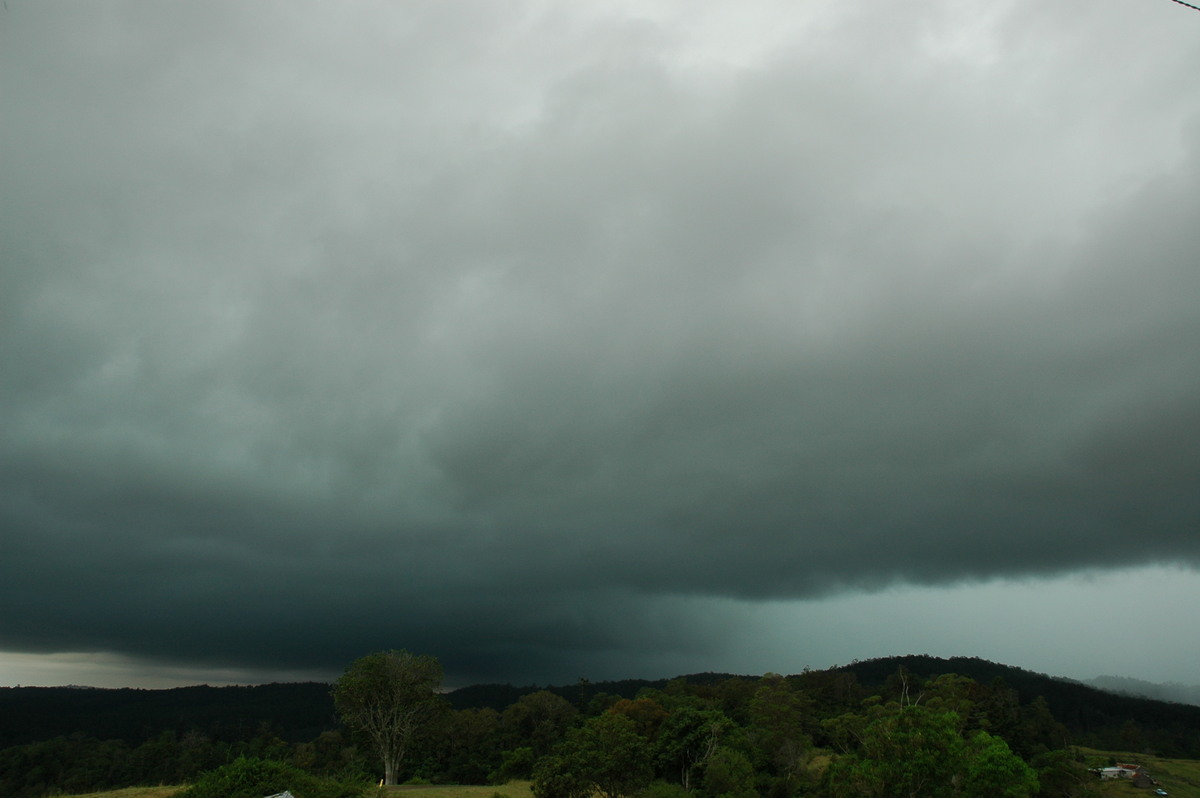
(58, 789, 185, 798)
(1078, 749, 1200, 798)
(59, 781, 537, 798)
(379, 782, 535, 798)
(54, 759, 1200, 798)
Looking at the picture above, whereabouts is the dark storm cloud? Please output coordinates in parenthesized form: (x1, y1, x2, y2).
(2, 0, 1198, 684)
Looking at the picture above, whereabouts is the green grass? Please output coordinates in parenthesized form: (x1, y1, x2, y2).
(53, 759, 1200, 798)
(379, 781, 535, 798)
(61, 781, 536, 798)
(59, 789, 186, 798)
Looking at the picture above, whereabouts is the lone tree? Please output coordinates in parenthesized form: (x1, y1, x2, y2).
(333, 650, 446, 785)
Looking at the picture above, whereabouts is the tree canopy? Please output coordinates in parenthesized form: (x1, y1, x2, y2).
(332, 650, 446, 786)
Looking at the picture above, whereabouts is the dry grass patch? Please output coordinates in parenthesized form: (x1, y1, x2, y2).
(60, 788, 186, 798)
(379, 782, 534, 798)
(64, 780, 534, 798)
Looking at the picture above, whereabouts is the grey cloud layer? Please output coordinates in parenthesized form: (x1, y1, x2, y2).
(2, 0, 1198, 682)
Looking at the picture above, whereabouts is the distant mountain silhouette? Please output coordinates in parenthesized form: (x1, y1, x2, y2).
(1089, 674, 1200, 707)
(445, 672, 745, 711)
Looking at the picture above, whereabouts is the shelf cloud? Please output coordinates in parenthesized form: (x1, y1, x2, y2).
(2, 0, 1198, 687)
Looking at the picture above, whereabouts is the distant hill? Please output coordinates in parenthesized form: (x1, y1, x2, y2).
(445, 671, 744, 712)
(0, 674, 743, 748)
(5, 658, 1200, 758)
(0, 682, 335, 748)
(1090, 675, 1200, 707)
(833, 655, 1200, 757)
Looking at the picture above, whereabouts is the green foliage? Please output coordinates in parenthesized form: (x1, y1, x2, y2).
(0, 731, 241, 798)
(293, 730, 366, 780)
(8, 657, 1194, 798)
(837, 656, 1200, 758)
(825, 705, 1038, 798)
(1031, 748, 1101, 798)
(178, 756, 365, 798)
(749, 676, 813, 742)
(333, 650, 446, 785)
(431, 707, 504, 784)
(1015, 696, 1071, 759)
(703, 746, 757, 798)
(500, 691, 578, 759)
(654, 707, 736, 791)
(0, 683, 336, 750)
(533, 714, 654, 798)
(638, 780, 691, 798)
(607, 698, 670, 741)
(747, 674, 814, 785)
(574, 713, 654, 798)
(826, 706, 963, 797)
(961, 731, 1039, 797)
(531, 754, 591, 798)
(491, 747, 536, 783)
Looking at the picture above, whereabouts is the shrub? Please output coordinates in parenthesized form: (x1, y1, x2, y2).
(639, 781, 690, 798)
(179, 756, 366, 798)
(491, 747, 535, 783)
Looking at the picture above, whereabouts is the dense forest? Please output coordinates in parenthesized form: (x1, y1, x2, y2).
(2, 655, 1199, 797)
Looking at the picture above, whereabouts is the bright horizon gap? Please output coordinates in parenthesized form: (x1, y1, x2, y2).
(4, 564, 1197, 690)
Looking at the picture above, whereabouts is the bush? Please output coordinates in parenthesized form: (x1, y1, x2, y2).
(703, 747, 757, 798)
(179, 756, 366, 798)
(491, 747, 535, 783)
(531, 754, 591, 798)
(639, 781, 690, 798)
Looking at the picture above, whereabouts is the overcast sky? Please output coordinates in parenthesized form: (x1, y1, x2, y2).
(2, 0, 1199, 691)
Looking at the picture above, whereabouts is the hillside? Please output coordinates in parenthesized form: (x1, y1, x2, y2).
(8, 658, 1200, 798)
(836, 655, 1200, 758)
(1090, 676, 1200, 708)
(444, 671, 744, 712)
(5, 657, 1200, 758)
(0, 682, 335, 747)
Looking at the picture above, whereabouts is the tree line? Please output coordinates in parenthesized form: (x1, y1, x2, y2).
(2, 651, 1197, 797)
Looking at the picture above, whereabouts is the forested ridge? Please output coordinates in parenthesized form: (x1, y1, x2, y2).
(837, 656, 1200, 756)
(0, 682, 336, 748)
(3, 655, 1199, 797)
